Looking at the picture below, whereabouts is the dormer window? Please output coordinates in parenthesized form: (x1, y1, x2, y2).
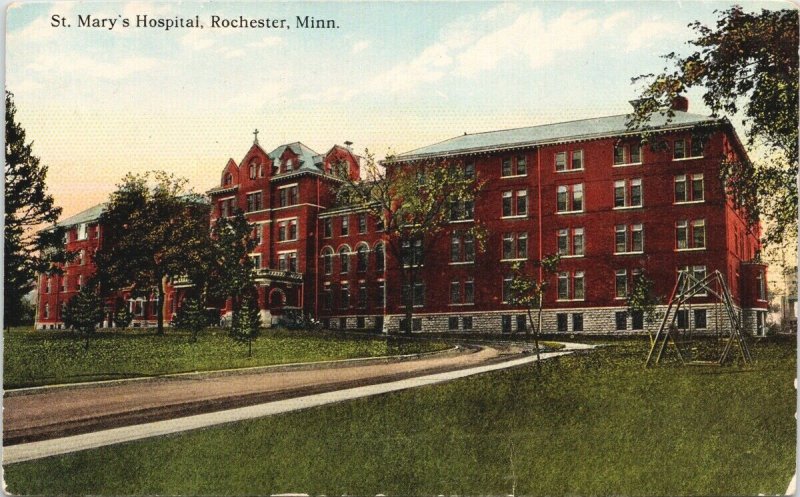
(272, 159, 280, 175)
(224, 173, 233, 186)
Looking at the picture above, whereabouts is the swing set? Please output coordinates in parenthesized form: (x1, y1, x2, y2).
(645, 269, 753, 367)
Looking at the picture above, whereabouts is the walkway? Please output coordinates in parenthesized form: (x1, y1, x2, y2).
(4, 343, 590, 464)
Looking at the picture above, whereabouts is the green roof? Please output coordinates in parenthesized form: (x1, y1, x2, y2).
(397, 111, 720, 160)
(55, 203, 106, 228)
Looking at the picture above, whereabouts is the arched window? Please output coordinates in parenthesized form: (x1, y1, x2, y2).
(339, 247, 350, 274)
(321, 247, 333, 275)
(357, 244, 369, 272)
(375, 243, 385, 272)
(224, 173, 233, 185)
(249, 161, 257, 180)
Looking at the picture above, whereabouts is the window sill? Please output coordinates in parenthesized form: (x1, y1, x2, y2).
(612, 162, 643, 168)
(555, 168, 584, 173)
(672, 156, 703, 162)
(614, 251, 644, 256)
(675, 247, 706, 252)
(613, 205, 643, 211)
(449, 219, 474, 224)
(449, 303, 475, 307)
(500, 258, 527, 262)
(449, 261, 475, 265)
(277, 239, 298, 244)
(556, 210, 584, 215)
(500, 174, 528, 179)
(501, 215, 528, 220)
(674, 200, 705, 205)
(556, 299, 586, 302)
(245, 209, 269, 215)
(559, 254, 584, 259)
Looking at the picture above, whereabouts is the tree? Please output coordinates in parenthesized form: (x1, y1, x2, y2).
(5, 91, 70, 327)
(62, 287, 104, 349)
(112, 305, 133, 329)
(94, 172, 210, 335)
(626, 270, 664, 343)
(337, 150, 485, 334)
(231, 292, 261, 357)
(507, 255, 560, 362)
(205, 212, 258, 321)
(628, 7, 798, 247)
(171, 296, 210, 342)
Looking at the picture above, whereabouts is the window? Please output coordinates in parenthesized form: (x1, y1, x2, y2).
(93, 224, 100, 238)
(502, 276, 513, 304)
(78, 249, 85, 265)
(678, 265, 708, 295)
(615, 269, 628, 298)
(615, 224, 644, 254)
(77, 223, 88, 240)
(249, 161, 258, 180)
(691, 138, 704, 157)
(44, 303, 49, 319)
(557, 184, 583, 213)
(376, 217, 385, 232)
(322, 248, 333, 275)
(615, 311, 627, 331)
(614, 143, 642, 165)
(340, 283, 350, 309)
(676, 219, 706, 250)
(402, 283, 425, 307)
(449, 316, 459, 330)
(450, 199, 475, 221)
(400, 318, 423, 332)
(502, 232, 528, 260)
(676, 309, 689, 329)
(757, 270, 766, 300)
(358, 214, 367, 234)
(252, 225, 263, 246)
(339, 247, 350, 273)
(557, 313, 568, 332)
(219, 198, 236, 218)
(502, 156, 527, 177)
(674, 139, 686, 159)
(501, 315, 512, 333)
(358, 284, 367, 309)
(278, 185, 298, 207)
(45, 276, 51, 294)
(558, 227, 584, 257)
(464, 161, 475, 179)
(375, 244, 385, 272)
(356, 245, 368, 272)
(251, 253, 263, 269)
(502, 190, 528, 217)
(694, 309, 707, 329)
(61, 275, 68, 292)
(557, 271, 584, 300)
(572, 313, 584, 332)
(450, 281, 461, 304)
(464, 279, 474, 304)
(77, 275, 84, 290)
(356, 316, 366, 329)
(517, 315, 526, 333)
(614, 179, 642, 208)
(556, 150, 583, 171)
(246, 191, 263, 212)
(339, 317, 347, 330)
(631, 311, 644, 330)
(377, 281, 386, 308)
(463, 316, 473, 330)
(224, 173, 233, 185)
(277, 253, 287, 271)
(278, 219, 298, 241)
(323, 218, 333, 238)
(401, 239, 423, 267)
(341, 216, 349, 236)
(675, 174, 704, 203)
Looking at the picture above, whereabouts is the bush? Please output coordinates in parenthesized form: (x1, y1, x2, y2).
(113, 306, 133, 329)
(231, 295, 261, 356)
(172, 297, 210, 342)
(62, 288, 104, 349)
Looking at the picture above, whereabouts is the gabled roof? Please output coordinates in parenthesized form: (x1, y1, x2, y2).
(396, 111, 720, 161)
(55, 203, 106, 228)
(268, 142, 323, 171)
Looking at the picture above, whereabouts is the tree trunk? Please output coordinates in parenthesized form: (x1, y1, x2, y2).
(156, 278, 165, 335)
(403, 266, 415, 335)
(248, 339, 252, 357)
(527, 309, 541, 363)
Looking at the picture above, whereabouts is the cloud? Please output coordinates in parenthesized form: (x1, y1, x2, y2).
(248, 35, 283, 48)
(351, 40, 370, 54)
(26, 53, 159, 80)
(181, 29, 216, 50)
(228, 71, 292, 107)
(602, 10, 633, 31)
(121, 0, 173, 19)
(8, 2, 76, 43)
(626, 19, 685, 52)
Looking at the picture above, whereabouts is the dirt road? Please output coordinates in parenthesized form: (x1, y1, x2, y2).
(4, 345, 509, 445)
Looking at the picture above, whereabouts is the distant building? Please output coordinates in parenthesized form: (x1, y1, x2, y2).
(35, 98, 769, 334)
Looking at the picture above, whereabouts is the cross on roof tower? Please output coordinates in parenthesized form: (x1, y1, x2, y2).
(253, 128, 259, 145)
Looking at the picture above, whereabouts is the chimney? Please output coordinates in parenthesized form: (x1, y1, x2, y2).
(671, 95, 689, 112)
(344, 140, 353, 151)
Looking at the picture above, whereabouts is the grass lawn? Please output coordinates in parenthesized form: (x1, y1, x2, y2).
(5, 337, 795, 496)
(3, 327, 449, 389)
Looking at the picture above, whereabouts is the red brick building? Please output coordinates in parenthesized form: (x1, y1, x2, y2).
(35, 100, 769, 334)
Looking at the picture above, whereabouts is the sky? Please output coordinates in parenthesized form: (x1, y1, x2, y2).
(5, 0, 792, 219)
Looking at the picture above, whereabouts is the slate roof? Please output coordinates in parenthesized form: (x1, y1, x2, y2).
(396, 111, 720, 161)
(268, 142, 323, 171)
(55, 203, 106, 228)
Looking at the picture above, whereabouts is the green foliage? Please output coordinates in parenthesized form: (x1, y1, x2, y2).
(230, 294, 261, 356)
(626, 270, 664, 326)
(94, 171, 211, 334)
(5, 339, 795, 496)
(508, 254, 560, 361)
(62, 288, 104, 349)
(112, 306, 133, 329)
(172, 297, 210, 342)
(628, 7, 799, 246)
(206, 213, 257, 306)
(4, 91, 69, 327)
(336, 150, 486, 333)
